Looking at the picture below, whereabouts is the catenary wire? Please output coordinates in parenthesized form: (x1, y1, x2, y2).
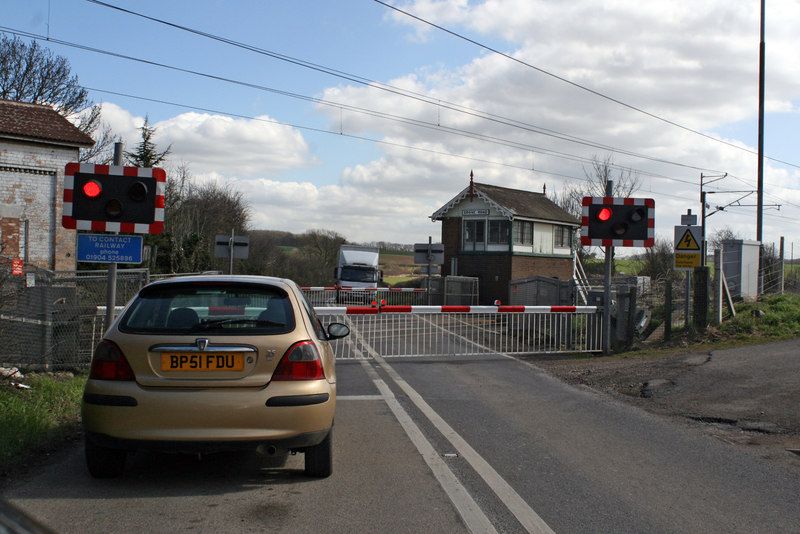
(374, 0, 800, 172)
(79, 0, 789, 175)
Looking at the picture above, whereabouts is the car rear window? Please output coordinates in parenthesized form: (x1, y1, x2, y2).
(118, 282, 296, 334)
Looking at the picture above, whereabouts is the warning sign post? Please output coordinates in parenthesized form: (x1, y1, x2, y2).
(674, 225, 702, 271)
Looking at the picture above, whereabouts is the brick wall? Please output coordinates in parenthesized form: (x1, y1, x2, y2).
(0, 139, 78, 271)
(511, 255, 573, 281)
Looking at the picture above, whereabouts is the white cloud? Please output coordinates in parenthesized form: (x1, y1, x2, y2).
(99, 105, 313, 178)
(314, 0, 800, 245)
(96, 1, 800, 246)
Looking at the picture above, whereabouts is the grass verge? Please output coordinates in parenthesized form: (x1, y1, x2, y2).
(0, 373, 86, 476)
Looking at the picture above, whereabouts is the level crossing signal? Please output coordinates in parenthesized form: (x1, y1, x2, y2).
(62, 163, 165, 234)
(581, 197, 655, 247)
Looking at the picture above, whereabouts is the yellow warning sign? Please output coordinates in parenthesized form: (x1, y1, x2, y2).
(676, 229, 700, 251)
(674, 252, 701, 270)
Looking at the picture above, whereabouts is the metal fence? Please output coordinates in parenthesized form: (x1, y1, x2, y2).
(300, 276, 479, 307)
(0, 263, 594, 370)
(301, 287, 430, 307)
(316, 305, 602, 359)
(0, 265, 149, 369)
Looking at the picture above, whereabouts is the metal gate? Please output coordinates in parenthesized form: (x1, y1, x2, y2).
(316, 305, 602, 359)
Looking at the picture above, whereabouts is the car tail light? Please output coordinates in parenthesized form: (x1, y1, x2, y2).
(89, 340, 135, 381)
(272, 341, 325, 381)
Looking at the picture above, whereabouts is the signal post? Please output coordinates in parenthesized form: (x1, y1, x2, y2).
(581, 188, 655, 353)
(62, 143, 165, 331)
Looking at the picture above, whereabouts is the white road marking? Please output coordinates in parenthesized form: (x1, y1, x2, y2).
(359, 360, 498, 534)
(370, 352, 555, 534)
(337, 395, 384, 401)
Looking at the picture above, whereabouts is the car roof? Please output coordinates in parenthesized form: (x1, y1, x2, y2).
(143, 275, 298, 291)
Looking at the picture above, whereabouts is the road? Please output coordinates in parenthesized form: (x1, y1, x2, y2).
(4, 353, 800, 533)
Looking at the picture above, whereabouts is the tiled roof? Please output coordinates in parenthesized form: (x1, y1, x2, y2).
(432, 181, 580, 226)
(0, 99, 95, 147)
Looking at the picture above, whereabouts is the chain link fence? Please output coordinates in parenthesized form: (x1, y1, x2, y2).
(0, 262, 149, 370)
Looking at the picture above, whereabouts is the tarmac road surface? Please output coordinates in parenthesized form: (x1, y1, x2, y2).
(3, 349, 800, 533)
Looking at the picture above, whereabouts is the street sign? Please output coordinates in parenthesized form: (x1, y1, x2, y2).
(674, 252, 701, 270)
(675, 227, 701, 251)
(414, 242, 445, 265)
(77, 234, 143, 263)
(673, 225, 702, 271)
(215, 235, 250, 259)
(11, 258, 23, 275)
(419, 264, 440, 275)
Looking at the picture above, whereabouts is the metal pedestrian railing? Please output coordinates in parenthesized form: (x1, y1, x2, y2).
(315, 305, 602, 359)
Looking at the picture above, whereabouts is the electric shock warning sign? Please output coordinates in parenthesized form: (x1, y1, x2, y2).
(673, 225, 702, 270)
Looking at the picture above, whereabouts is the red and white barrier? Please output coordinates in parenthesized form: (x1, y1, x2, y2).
(315, 305, 598, 316)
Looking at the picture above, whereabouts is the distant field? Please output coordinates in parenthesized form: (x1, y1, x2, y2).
(380, 251, 419, 285)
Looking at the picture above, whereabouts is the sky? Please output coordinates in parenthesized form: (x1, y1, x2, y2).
(2, 0, 800, 253)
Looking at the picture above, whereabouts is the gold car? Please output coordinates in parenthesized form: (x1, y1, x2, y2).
(81, 275, 349, 478)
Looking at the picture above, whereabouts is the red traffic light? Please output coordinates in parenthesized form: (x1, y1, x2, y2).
(82, 180, 102, 198)
(597, 207, 613, 221)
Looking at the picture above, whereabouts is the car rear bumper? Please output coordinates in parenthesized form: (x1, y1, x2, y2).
(81, 379, 335, 445)
(85, 428, 330, 453)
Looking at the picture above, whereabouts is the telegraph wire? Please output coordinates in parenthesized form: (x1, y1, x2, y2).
(1, 19, 797, 215)
(83, 85, 800, 225)
(0, 25, 718, 188)
(374, 0, 800, 172)
(79, 0, 751, 176)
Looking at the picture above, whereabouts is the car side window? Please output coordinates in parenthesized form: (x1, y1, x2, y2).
(296, 286, 327, 340)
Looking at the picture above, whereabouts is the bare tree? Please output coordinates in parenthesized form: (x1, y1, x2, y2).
(550, 155, 642, 270)
(0, 36, 88, 115)
(708, 227, 740, 252)
(76, 104, 116, 163)
(638, 237, 681, 283)
(0, 36, 119, 163)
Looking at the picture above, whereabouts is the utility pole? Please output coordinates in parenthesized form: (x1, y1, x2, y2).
(104, 142, 122, 332)
(602, 180, 613, 354)
(756, 0, 766, 293)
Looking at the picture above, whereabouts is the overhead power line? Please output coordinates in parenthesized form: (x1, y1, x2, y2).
(373, 0, 800, 172)
(0, 25, 726, 185)
(78, 0, 798, 174)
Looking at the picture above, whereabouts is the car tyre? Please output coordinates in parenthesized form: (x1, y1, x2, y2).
(304, 429, 332, 478)
(85, 437, 127, 478)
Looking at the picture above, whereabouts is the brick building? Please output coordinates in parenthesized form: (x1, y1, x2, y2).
(431, 177, 580, 304)
(0, 100, 94, 270)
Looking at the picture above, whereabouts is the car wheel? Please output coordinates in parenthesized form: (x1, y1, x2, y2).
(304, 429, 332, 478)
(85, 437, 127, 478)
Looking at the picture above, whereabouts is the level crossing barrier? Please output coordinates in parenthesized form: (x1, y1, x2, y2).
(302, 286, 429, 307)
(314, 305, 602, 359)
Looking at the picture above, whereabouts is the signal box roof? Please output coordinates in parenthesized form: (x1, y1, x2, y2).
(431, 181, 579, 226)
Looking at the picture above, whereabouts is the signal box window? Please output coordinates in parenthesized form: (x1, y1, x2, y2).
(463, 220, 485, 251)
(554, 226, 571, 248)
(513, 220, 533, 245)
(487, 220, 510, 245)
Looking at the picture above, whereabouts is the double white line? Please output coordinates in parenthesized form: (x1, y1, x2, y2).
(348, 319, 554, 534)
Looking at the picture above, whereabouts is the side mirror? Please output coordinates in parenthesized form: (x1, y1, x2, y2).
(327, 322, 350, 340)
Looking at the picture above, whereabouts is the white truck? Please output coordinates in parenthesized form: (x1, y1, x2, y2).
(334, 245, 381, 303)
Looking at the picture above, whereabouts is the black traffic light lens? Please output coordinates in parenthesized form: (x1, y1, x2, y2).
(105, 199, 123, 218)
(612, 223, 628, 236)
(128, 182, 148, 202)
(630, 207, 645, 222)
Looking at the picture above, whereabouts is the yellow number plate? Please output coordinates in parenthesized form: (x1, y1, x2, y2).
(161, 353, 245, 371)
